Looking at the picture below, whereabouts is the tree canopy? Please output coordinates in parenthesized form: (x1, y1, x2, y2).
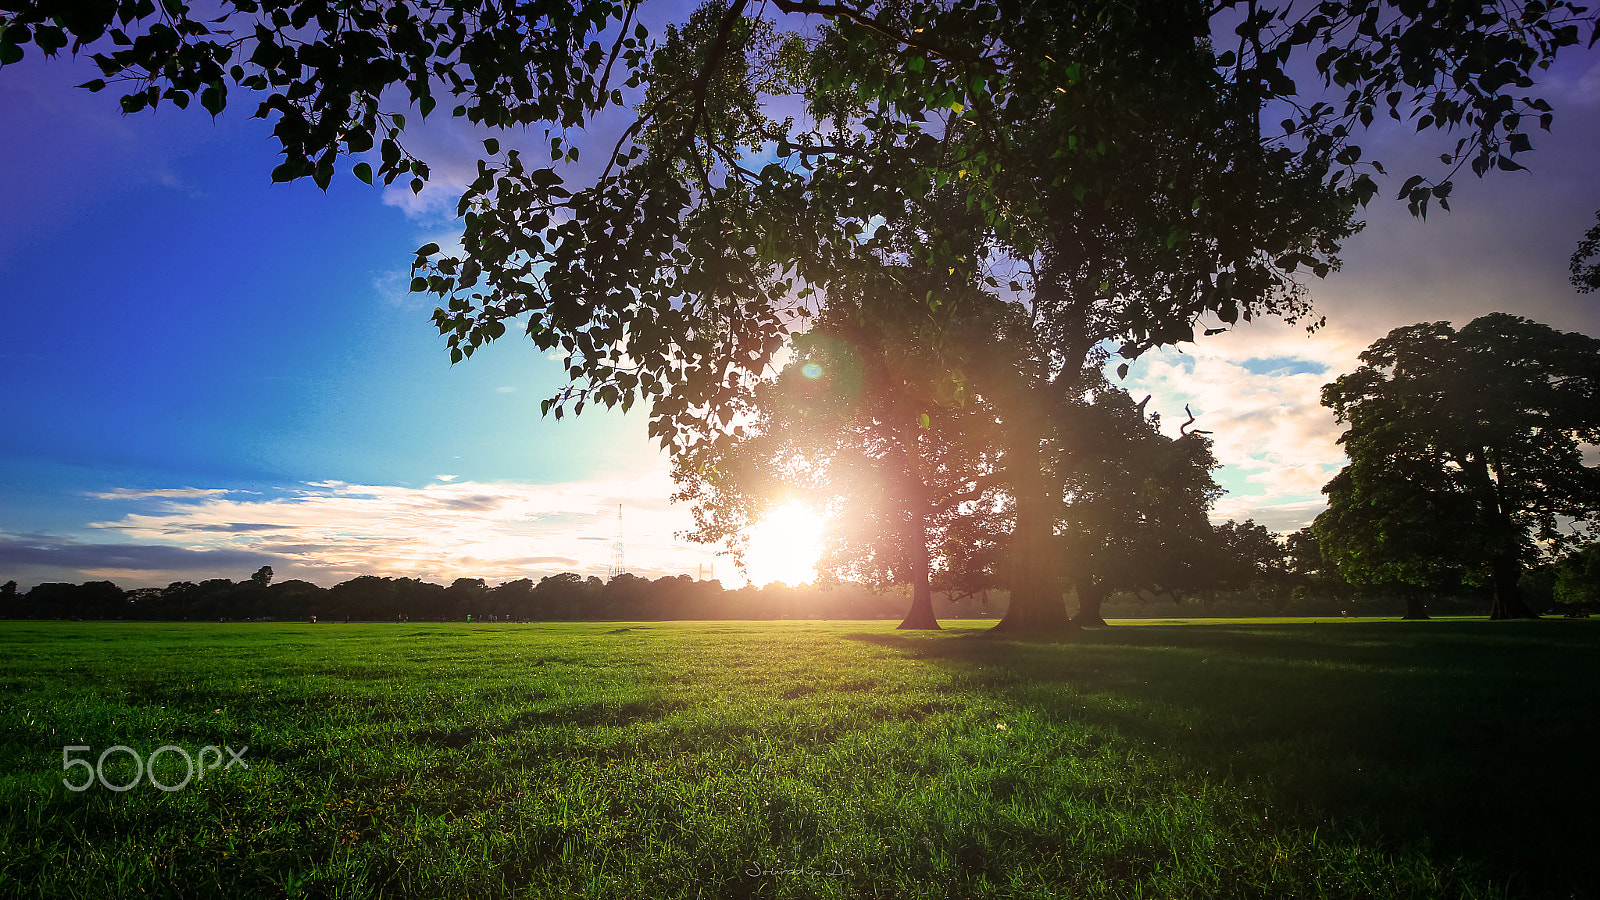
(1319, 313, 1600, 619)
(5, 0, 1594, 629)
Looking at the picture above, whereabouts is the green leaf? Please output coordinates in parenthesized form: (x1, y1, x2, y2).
(353, 162, 373, 185)
(200, 82, 224, 117)
(919, 413, 930, 429)
(483, 137, 499, 155)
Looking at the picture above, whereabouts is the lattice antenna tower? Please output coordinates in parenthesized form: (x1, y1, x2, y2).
(609, 504, 627, 578)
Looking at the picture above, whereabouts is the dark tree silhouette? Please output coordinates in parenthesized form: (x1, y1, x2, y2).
(1320, 314, 1600, 619)
(1059, 389, 1223, 626)
(673, 288, 1009, 631)
(5, 0, 1591, 630)
(1553, 542, 1600, 611)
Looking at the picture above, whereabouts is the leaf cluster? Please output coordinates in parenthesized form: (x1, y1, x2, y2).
(1318, 313, 1600, 590)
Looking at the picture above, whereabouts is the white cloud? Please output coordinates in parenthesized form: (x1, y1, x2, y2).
(1121, 318, 1356, 533)
(89, 487, 235, 500)
(83, 475, 719, 588)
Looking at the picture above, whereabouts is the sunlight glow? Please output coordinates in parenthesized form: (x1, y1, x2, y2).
(743, 502, 827, 587)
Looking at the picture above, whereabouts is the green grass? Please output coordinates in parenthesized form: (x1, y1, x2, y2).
(1, 619, 1595, 899)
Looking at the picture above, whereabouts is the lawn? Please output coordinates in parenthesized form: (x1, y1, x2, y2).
(0, 619, 1594, 899)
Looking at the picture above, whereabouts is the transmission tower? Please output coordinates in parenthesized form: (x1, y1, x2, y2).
(609, 504, 627, 578)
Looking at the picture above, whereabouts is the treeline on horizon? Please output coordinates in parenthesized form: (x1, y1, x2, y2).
(2, 545, 1594, 624)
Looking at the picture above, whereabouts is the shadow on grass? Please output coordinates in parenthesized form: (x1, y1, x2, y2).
(411, 698, 690, 748)
(849, 621, 1600, 899)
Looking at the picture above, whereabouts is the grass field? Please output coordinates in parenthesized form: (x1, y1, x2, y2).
(0, 619, 1595, 899)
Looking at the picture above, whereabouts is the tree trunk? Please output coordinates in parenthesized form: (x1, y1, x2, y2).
(1488, 554, 1538, 619)
(1401, 589, 1430, 620)
(897, 494, 940, 630)
(986, 272, 1082, 635)
(898, 581, 939, 630)
(1072, 577, 1109, 627)
(894, 428, 940, 631)
(993, 461, 1072, 633)
(1466, 450, 1538, 620)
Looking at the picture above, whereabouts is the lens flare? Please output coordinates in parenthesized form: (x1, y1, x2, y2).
(743, 502, 826, 586)
(800, 362, 824, 379)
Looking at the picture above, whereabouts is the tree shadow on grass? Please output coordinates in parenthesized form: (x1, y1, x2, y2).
(411, 698, 690, 748)
(848, 621, 1600, 899)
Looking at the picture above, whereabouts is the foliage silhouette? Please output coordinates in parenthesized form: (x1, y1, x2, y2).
(1319, 314, 1600, 619)
(4, 0, 1593, 629)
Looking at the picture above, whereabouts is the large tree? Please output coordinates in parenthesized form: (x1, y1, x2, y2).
(5, 0, 1593, 629)
(1320, 313, 1600, 619)
(1313, 462, 1482, 619)
(1057, 390, 1223, 626)
(672, 283, 1010, 630)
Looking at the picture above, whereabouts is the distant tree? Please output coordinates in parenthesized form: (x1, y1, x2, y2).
(25, 581, 126, 619)
(0, 580, 17, 617)
(251, 566, 274, 587)
(530, 573, 593, 621)
(1320, 314, 1600, 619)
(1059, 391, 1223, 626)
(1313, 464, 1479, 619)
(124, 587, 164, 619)
(601, 572, 654, 619)
(445, 577, 489, 619)
(1204, 519, 1295, 611)
(188, 579, 239, 619)
(492, 578, 535, 620)
(1285, 528, 1325, 579)
(1553, 542, 1600, 611)
(263, 579, 324, 620)
(1283, 526, 1357, 606)
(21, 583, 71, 618)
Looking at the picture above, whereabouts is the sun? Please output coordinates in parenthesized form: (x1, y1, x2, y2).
(743, 502, 827, 587)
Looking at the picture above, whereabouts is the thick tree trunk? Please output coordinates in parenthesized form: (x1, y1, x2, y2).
(1072, 578, 1109, 627)
(1487, 554, 1538, 619)
(1465, 451, 1538, 620)
(993, 463, 1072, 633)
(898, 581, 939, 630)
(892, 428, 940, 631)
(987, 269, 1084, 635)
(1401, 589, 1430, 620)
(897, 497, 940, 630)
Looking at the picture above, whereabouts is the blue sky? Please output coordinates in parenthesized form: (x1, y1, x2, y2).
(1, 39, 1597, 591)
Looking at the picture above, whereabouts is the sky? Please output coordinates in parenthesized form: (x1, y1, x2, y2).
(1, 26, 1597, 592)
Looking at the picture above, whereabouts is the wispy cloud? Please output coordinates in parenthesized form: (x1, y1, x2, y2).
(89, 487, 235, 500)
(1120, 319, 1361, 533)
(58, 474, 716, 590)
